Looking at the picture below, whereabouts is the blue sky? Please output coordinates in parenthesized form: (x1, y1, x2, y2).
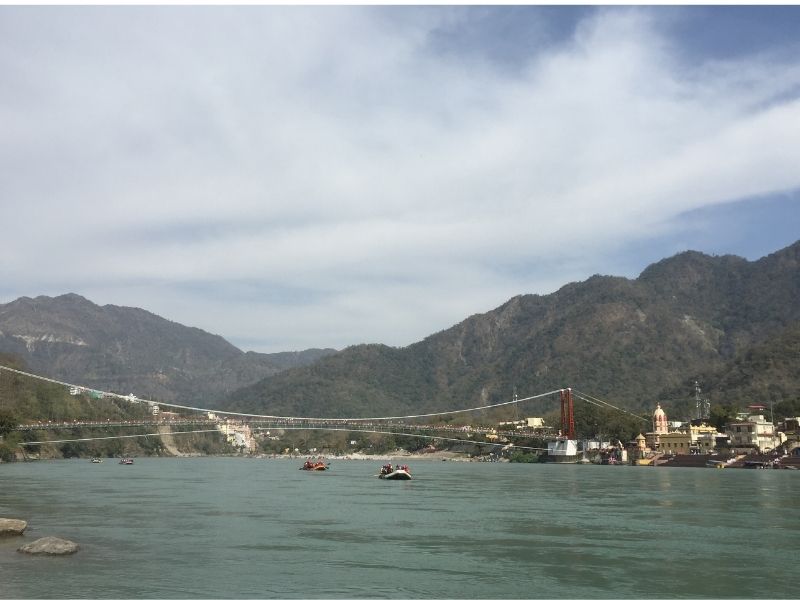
(1, 6, 799, 353)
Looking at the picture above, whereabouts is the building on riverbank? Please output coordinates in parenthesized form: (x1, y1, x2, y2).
(643, 403, 727, 456)
(217, 420, 257, 452)
(726, 413, 776, 453)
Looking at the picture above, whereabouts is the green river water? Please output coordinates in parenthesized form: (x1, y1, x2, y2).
(1, 457, 797, 598)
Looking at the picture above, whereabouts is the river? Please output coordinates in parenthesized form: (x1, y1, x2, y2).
(1, 457, 797, 598)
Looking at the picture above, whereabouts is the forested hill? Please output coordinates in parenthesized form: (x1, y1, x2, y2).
(224, 240, 800, 420)
(0, 293, 336, 407)
(657, 321, 800, 419)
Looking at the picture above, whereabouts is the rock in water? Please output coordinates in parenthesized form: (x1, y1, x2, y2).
(0, 518, 28, 536)
(17, 536, 79, 555)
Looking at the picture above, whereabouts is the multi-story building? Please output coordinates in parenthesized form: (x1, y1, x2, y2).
(726, 414, 776, 453)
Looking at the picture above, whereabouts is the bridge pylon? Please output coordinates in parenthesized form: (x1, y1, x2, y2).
(560, 388, 575, 440)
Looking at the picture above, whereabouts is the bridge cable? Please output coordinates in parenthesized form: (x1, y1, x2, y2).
(573, 389, 648, 422)
(17, 429, 221, 446)
(16, 426, 547, 452)
(0, 364, 563, 422)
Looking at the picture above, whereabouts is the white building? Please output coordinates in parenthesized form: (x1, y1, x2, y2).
(217, 420, 257, 452)
(498, 417, 546, 429)
(726, 414, 776, 453)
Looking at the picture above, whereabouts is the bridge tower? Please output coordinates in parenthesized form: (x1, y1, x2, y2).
(560, 388, 575, 439)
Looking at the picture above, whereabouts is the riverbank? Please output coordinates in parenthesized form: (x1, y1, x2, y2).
(7, 449, 477, 463)
(258, 450, 474, 462)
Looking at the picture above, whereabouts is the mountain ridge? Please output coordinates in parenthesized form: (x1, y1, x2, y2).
(1, 241, 798, 420)
(0, 293, 336, 407)
(224, 240, 800, 419)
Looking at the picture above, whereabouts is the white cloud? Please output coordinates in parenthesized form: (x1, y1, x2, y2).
(1, 7, 799, 351)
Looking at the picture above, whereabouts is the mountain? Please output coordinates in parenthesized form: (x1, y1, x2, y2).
(224, 241, 800, 419)
(0, 294, 336, 407)
(2, 241, 798, 422)
(657, 321, 800, 415)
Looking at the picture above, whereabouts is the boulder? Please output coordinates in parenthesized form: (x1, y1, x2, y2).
(0, 518, 27, 536)
(17, 536, 79, 555)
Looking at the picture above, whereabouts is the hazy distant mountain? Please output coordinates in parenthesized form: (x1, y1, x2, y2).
(0, 294, 336, 407)
(224, 240, 800, 419)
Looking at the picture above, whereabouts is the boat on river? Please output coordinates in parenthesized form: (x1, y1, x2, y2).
(379, 464, 411, 480)
(90, 457, 103, 463)
(300, 460, 329, 471)
(119, 458, 134, 465)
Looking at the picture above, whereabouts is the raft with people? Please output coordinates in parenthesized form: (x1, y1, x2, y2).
(300, 460, 329, 471)
(378, 464, 411, 480)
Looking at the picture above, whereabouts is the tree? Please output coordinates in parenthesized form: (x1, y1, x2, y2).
(60, 442, 88, 458)
(508, 449, 539, 463)
(0, 409, 19, 437)
(709, 403, 739, 430)
(368, 433, 397, 454)
(774, 398, 800, 421)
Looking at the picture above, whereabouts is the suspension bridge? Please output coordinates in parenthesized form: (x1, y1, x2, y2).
(1, 364, 646, 454)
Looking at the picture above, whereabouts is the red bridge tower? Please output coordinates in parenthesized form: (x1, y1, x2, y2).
(560, 388, 575, 439)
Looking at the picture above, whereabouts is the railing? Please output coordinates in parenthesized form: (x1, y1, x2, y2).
(16, 418, 560, 441)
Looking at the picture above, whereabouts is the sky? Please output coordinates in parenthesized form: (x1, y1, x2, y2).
(1, 6, 799, 353)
